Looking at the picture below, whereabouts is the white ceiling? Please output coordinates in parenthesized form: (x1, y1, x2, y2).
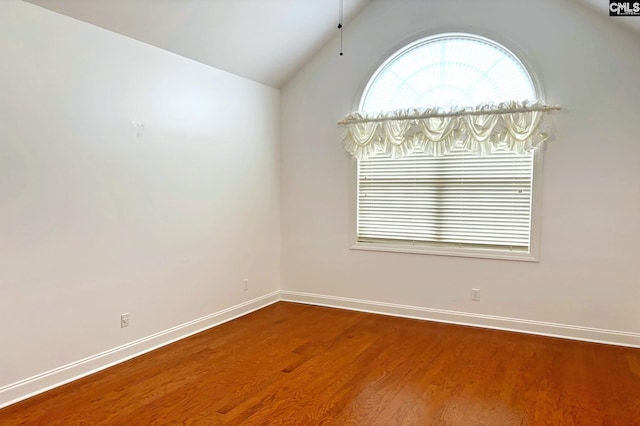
(25, 0, 370, 88)
(23, 0, 640, 89)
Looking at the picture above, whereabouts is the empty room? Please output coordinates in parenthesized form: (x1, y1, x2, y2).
(1, 0, 639, 424)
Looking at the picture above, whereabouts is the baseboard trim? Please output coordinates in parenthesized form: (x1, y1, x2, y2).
(280, 290, 640, 348)
(0, 292, 280, 409)
(3, 290, 638, 409)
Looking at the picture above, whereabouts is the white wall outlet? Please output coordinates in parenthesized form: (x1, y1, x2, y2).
(120, 313, 129, 328)
(471, 289, 480, 301)
(243, 278, 249, 291)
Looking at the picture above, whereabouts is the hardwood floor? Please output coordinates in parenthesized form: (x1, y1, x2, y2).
(1, 302, 639, 425)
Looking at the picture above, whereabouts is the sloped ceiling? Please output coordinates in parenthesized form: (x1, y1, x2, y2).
(25, 0, 370, 88)
(23, 0, 639, 89)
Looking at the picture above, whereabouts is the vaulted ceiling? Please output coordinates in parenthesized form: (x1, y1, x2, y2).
(24, 0, 639, 89)
(25, 0, 370, 88)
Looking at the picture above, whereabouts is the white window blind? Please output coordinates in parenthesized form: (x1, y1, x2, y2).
(358, 143, 533, 250)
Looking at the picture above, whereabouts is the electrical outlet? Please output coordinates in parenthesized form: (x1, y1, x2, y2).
(121, 313, 129, 328)
(471, 289, 480, 301)
(243, 278, 249, 291)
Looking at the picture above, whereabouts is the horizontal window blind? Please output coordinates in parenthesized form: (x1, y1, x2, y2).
(357, 144, 533, 250)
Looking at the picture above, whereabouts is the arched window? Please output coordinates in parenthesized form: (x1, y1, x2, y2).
(350, 33, 550, 260)
(361, 34, 536, 111)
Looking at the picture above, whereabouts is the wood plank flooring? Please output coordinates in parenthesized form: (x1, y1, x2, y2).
(1, 302, 639, 425)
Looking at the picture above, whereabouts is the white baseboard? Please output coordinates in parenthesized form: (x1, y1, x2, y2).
(0, 292, 280, 409)
(3, 289, 638, 410)
(280, 290, 640, 348)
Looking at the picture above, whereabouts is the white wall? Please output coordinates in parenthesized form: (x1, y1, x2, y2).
(0, 0, 280, 400)
(281, 0, 640, 343)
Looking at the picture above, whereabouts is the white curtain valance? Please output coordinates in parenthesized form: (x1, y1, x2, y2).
(338, 101, 560, 160)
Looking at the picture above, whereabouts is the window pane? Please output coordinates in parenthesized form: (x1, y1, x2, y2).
(361, 35, 535, 111)
(357, 34, 538, 253)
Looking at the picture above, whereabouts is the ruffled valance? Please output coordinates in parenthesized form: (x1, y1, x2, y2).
(338, 101, 560, 159)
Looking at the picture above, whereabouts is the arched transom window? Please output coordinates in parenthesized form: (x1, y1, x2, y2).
(361, 34, 536, 111)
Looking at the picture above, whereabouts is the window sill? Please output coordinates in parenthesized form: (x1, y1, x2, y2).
(351, 242, 539, 262)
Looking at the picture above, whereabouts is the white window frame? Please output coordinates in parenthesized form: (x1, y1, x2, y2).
(349, 33, 544, 262)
